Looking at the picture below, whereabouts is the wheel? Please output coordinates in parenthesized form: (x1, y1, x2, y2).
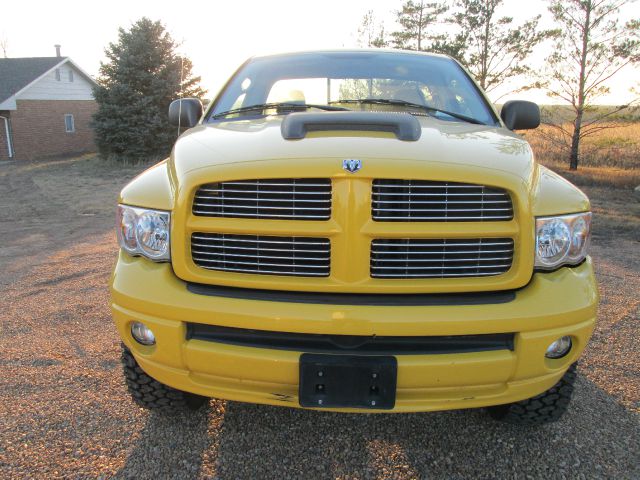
(120, 345, 209, 413)
(487, 363, 577, 425)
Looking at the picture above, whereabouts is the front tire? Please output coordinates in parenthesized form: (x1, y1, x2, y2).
(487, 363, 577, 425)
(121, 345, 209, 413)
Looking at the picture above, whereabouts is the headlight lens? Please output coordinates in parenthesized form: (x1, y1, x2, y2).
(117, 205, 170, 261)
(117, 207, 138, 253)
(136, 211, 170, 259)
(535, 212, 591, 270)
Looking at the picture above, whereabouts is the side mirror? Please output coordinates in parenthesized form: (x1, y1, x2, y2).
(500, 100, 540, 130)
(168, 98, 203, 128)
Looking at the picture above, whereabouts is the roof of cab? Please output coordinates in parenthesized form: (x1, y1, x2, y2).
(250, 48, 452, 62)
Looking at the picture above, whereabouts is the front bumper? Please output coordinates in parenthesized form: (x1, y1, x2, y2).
(111, 253, 598, 413)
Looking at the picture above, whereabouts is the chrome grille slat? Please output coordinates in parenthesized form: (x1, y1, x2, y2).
(192, 211, 329, 219)
(198, 189, 330, 195)
(371, 238, 514, 279)
(373, 199, 512, 204)
(191, 235, 327, 245)
(194, 197, 329, 203)
(372, 179, 513, 222)
(371, 241, 512, 247)
(374, 184, 493, 189)
(193, 251, 329, 261)
(191, 233, 330, 277)
(375, 272, 504, 278)
(373, 264, 512, 270)
(372, 249, 513, 255)
(375, 257, 512, 263)
(373, 215, 514, 221)
(191, 243, 327, 253)
(372, 208, 512, 212)
(192, 266, 329, 277)
(192, 258, 330, 268)
(221, 182, 330, 187)
(373, 192, 506, 197)
(193, 204, 331, 211)
(193, 178, 331, 220)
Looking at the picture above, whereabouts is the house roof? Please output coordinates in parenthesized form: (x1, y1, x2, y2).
(0, 57, 98, 107)
(0, 57, 68, 104)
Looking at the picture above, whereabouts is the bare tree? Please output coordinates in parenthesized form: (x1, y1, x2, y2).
(357, 10, 388, 48)
(0, 34, 8, 58)
(390, 1, 448, 51)
(540, 0, 640, 170)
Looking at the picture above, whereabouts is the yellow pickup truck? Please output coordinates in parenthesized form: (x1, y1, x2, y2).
(111, 50, 598, 425)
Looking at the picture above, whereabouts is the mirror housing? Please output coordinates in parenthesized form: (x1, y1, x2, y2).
(500, 101, 540, 130)
(168, 98, 203, 128)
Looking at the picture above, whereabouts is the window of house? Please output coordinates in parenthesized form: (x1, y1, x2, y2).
(55, 68, 61, 81)
(64, 114, 75, 133)
(68, 69, 74, 82)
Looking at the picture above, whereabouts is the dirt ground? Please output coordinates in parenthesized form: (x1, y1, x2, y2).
(0, 156, 638, 479)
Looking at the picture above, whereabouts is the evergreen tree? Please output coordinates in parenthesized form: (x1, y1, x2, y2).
(92, 18, 205, 162)
(442, 0, 554, 94)
(371, 1, 553, 96)
(391, 1, 448, 51)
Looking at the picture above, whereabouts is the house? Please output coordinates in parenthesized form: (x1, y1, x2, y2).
(0, 46, 98, 161)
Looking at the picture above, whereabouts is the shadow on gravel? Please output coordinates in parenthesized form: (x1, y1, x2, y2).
(114, 375, 640, 479)
(114, 408, 213, 479)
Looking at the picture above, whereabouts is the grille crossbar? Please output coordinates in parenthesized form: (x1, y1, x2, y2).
(191, 233, 330, 277)
(372, 180, 513, 221)
(193, 178, 331, 220)
(371, 238, 514, 278)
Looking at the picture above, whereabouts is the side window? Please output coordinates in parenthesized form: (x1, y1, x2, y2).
(55, 69, 61, 81)
(64, 114, 75, 133)
(68, 69, 74, 82)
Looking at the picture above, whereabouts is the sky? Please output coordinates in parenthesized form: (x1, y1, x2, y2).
(1, 0, 638, 105)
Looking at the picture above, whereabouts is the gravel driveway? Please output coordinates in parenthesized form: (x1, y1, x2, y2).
(1, 157, 639, 479)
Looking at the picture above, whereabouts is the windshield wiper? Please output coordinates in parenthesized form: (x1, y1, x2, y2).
(211, 102, 350, 119)
(331, 98, 486, 125)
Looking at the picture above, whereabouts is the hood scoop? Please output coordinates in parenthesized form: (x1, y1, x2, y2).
(281, 111, 422, 141)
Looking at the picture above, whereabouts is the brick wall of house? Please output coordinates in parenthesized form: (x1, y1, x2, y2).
(9, 100, 97, 161)
(0, 111, 10, 161)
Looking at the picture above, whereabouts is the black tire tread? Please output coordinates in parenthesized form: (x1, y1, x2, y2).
(487, 363, 577, 425)
(121, 345, 208, 413)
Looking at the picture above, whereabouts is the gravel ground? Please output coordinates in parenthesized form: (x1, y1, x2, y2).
(0, 157, 639, 479)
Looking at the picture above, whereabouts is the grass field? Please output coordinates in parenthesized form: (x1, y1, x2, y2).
(522, 120, 640, 188)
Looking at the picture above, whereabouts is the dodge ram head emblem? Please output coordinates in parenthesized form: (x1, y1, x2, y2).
(343, 159, 362, 173)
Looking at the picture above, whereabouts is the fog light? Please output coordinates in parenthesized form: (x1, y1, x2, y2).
(131, 321, 156, 346)
(545, 336, 572, 359)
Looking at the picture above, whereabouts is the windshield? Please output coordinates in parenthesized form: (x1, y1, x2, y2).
(207, 51, 498, 126)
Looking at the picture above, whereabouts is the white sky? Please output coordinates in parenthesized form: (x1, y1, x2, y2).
(1, 0, 638, 105)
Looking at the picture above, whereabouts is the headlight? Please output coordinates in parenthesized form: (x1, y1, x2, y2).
(117, 205, 170, 261)
(535, 212, 591, 270)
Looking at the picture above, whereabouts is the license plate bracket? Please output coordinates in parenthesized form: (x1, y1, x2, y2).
(299, 354, 397, 409)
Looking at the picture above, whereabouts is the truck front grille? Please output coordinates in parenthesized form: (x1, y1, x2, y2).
(193, 178, 331, 220)
(370, 238, 514, 278)
(191, 233, 331, 277)
(372, 180, 513, 221)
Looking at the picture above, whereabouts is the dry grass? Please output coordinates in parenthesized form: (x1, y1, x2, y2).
(522, 122, 640, 188)
(541, 163, 640, 189)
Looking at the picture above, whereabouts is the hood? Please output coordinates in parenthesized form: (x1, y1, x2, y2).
(170, 115, 535, 183)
